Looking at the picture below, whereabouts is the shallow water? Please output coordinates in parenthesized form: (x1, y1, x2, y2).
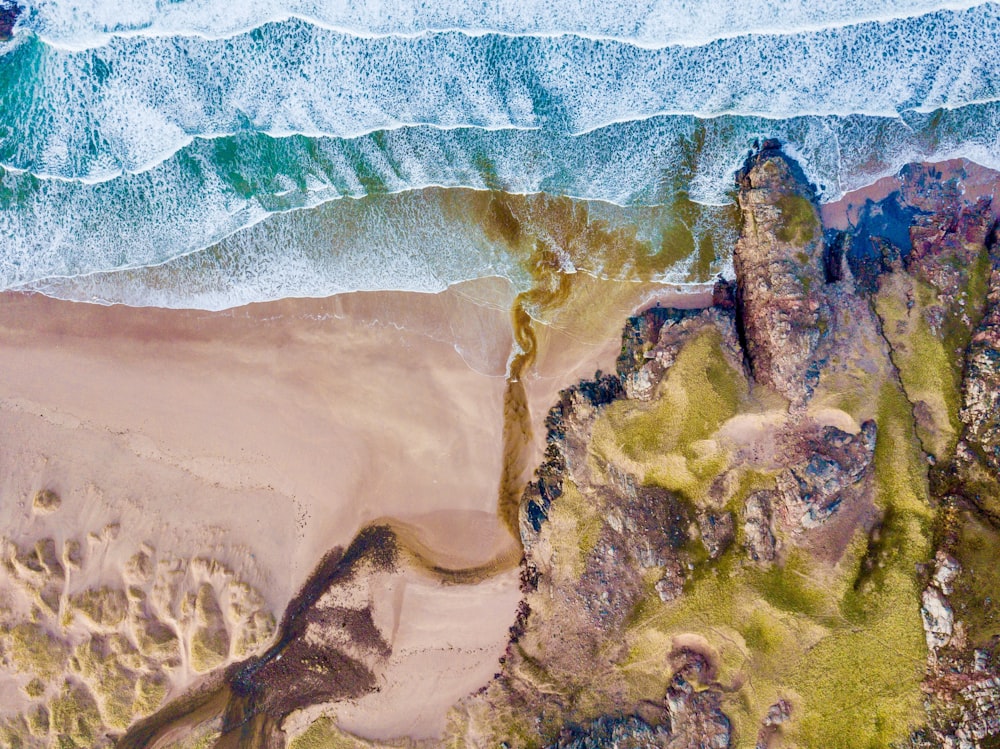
(1, 3, 1000, 308)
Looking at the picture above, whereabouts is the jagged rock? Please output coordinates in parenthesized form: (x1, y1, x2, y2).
(899, 164, 964, 215)
(960, 255, 1000, 474)
(933, 552, 961, 596)
(775, 420, 877, 529)
(743, 491, 777, 563)
(908, 198, 994, 303)
(544, 652, 731, 749)
(755, 700, 791, 749)
(955, 676, 1000, 745)
(618, 307, 704, 401)
(664, 651, 731, 749)
(922, 587, 954, 651)
(546, 716, 672, 749)
(520, 372, 621, 543)
(655, 558, 687, 604)
(578, 485, 690, 627)
(697, 512, 734, 560)
(733, 143, 827, 402)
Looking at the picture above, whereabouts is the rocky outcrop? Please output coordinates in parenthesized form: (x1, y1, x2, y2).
(733, 140, 828, 403)
(774, 420, 877, 529)
(473, 145, 1000, 749)
(0, 1, 18, 41)
(546, 715, 671, 749)
(961, 253, 1000, 475)
(743, 491, 777, 562)
(662, 650, 731, 749)
(543, 649, 730, 749)
(617, 306, 714, 401)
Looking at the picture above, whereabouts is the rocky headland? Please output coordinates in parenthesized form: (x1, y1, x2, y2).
(448, 143, 1000, 749)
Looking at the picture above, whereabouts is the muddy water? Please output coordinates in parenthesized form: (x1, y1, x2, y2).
(118, 189, 734, 747)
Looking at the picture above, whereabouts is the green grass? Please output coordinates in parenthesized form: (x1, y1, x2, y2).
(590, 327, 745, 504)
(49, 679, 103, 748)
(875, 275, 961, 459)
(71, 635, 139, 729)
(70, 587, 128, 628)
(190, 584, 230, 673)
(950, 510, 1000, 647)
(288, 717, 383, 749)
(611, 363, 931, 748)
(7, 622, 69, 680)
(544, 480, 603, 582)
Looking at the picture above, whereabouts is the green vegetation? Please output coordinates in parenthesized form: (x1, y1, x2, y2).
(32, 489, 61, 514)
(544, 480, 603, 581)
(23, 677, 45, 699)
(25, 704, 48, 737)
(70, 587, 128, 628)
(70, 635, 140, 729)
(755, 550, 827, 616)
(591, 327, 744, 504)
(288, 717, 383, 749)
(875, 274, 962, 459)
(950, 511, 1000, 647)
(134, 673, 169, 717)
(775, 194, 820, 246)
(161, 728, 223, 749)
(190, 584, 231, 673)
(233, 609, 276, 657)
(50, 679, 102, 748)
(7, 622, 69, 680)
(597, 344, 930, 747)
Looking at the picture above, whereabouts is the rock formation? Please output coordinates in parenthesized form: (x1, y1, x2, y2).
(0, 1, 18, 42)
(449, 145, 1000, 749)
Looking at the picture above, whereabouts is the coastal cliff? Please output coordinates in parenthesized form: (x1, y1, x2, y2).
(452, 144, 1000, 749)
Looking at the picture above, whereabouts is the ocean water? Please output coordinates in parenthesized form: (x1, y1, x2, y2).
(1, 1, 999, 308)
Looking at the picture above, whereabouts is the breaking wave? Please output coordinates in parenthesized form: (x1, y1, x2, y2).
(1, 2, 999, 308)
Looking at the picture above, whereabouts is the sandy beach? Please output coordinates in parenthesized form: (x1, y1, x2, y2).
(0, 274, 702, 740)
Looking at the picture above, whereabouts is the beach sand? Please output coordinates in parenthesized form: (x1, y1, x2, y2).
(0, 275, 703, 740)
(821, 157, 1000, 229)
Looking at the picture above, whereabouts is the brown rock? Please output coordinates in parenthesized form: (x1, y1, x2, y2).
(733, 146, 827, 403)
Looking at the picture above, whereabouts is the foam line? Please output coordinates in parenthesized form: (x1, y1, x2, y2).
(2, 6, 999, 180)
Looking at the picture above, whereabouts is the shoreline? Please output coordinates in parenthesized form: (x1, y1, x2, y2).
(0, 274, 701, 740)
(1, 154, 995, 743)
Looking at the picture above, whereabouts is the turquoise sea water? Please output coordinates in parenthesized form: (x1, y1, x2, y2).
(2, 1, 999, 308)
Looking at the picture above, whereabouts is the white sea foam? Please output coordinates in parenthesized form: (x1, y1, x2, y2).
(3, 6, 1000, 180)
(14, 0, 993, 50)
(3, 3, 1000, 309)
(4, 102, 1000, 304)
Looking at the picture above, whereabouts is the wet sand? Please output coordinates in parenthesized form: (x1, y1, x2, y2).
(0, 275, 704, 740)
(821, 157, 1000, 229)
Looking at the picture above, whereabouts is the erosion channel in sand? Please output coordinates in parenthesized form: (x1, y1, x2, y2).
(0, 272, 702, 746)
